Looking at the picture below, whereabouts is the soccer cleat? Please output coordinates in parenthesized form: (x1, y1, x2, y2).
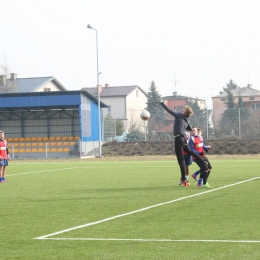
(191, 174, 198, 181)
(203, 183, 212, 189)
(182, 181, 190, 187)
(179, 180, 190, 186)
(197, 178, 203, 187)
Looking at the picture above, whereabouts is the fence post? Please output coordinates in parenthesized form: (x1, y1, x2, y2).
(206, 108, 209, 140)
(238, 107, 241, 139)
(114, 112, 116, 138)
(12, 143, 14, 159)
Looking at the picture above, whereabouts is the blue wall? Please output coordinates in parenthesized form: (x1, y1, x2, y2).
(0, 92, 105, 141)
(81, 101, 102, 141)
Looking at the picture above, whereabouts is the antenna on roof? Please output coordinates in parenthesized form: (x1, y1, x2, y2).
(173, 72, 179, 92)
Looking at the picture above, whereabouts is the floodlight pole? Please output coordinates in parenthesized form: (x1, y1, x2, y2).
(87, 24, 102, 157)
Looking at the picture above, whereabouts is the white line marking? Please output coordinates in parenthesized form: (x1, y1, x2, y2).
(7, 165, 179, 177)
(8, 164, 258, 178)
(35, 237, 260, 243)
(34, 176, 260, 240)
(7, 167, 79, 176)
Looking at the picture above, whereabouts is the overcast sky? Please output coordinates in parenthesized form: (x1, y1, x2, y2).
(1, 0, 260, 108)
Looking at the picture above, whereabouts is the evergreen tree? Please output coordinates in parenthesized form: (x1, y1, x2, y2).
(218, 91, 249, 136)
(116, 119, 124, 136)
(236, 96, 245, 109)
(219, 79, 238, 94)
(145, 81, 165, 121)
(185, 98, 207, 131)
(224, 90, 236, 108)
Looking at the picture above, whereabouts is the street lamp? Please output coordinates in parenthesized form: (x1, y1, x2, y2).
(87, 24, 102, 157)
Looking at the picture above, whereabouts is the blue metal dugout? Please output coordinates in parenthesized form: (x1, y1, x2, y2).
(0, 90, 107, 141)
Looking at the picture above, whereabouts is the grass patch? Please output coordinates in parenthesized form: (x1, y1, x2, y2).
(1, 157, 259, 259)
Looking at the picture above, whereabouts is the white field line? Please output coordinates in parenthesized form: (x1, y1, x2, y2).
(36, 238, 260, 243)
(7, 165, 169, 177)
(8, 165, 194, 178)
(6, 165, 177, 177)
(7, 164, 258, 177)
(9, 159, 260, 165)
(7, 167, 80, 176)
(34, 176, 260, 240)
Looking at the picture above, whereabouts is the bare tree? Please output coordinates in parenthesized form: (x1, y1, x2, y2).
(0, 55, 17, 93)
(127, 111, 143, 132)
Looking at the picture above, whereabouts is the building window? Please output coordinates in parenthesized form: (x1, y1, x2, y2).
(250, 97, 255, 100)
(174, 106, 183, 112)
(251, 103, 260, 110)
(221, 98, 225, 101)
(136, 90, 138, 97)
(44, 87, 51, 92)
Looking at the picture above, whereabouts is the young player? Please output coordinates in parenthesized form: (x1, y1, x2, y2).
(160, 101, 208, 186)
(189, 127, 212, 188)
(181, 131, 192, 186)
(0, 130, 11, 183)
(191, 128, 203, 181)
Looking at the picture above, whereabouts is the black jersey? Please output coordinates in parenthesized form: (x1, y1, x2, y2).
(160, 102, 192, 136)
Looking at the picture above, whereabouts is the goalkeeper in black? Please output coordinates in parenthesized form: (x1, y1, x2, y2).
(160, 101, 208, 186)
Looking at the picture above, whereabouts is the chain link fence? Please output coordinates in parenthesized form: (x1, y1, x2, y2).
(9, 107, 260, 159)
(103, 107, 260, 142)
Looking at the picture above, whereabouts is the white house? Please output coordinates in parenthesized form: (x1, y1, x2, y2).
(82, 84, 148, 131)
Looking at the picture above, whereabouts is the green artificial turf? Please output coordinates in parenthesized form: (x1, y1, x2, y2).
(0, 158, 259, 259)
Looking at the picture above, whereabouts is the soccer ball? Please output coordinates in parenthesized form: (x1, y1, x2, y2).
(140, 110, 150, 121)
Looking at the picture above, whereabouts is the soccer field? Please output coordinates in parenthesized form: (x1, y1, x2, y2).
(1, 156, 260, 260)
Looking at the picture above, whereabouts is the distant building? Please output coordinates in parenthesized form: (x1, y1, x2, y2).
(162, 91, 206, 115)
(155, 91, 208, 139)
(0, 73, 67, 92)
(82, 84, 147, 131)
(212, 84, 260, 128)
(0, 74, 107, 151)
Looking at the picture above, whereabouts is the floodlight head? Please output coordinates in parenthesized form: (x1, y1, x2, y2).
(87, 24, 92, 29)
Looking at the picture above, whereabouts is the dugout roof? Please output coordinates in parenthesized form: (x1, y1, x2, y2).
(0, 90, 108, 112)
